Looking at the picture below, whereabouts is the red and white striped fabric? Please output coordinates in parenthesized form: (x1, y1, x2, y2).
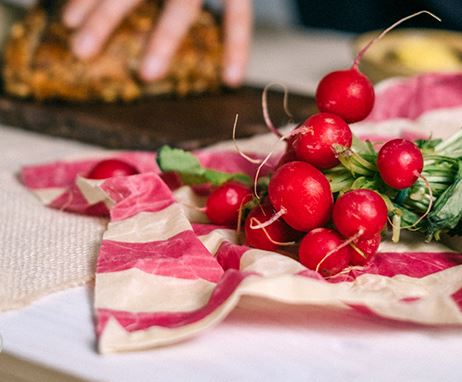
(352, 72, 462, 141)
(21, 73, 462, 354)
(21, 152, 159, 216)
(89, 175, 462, 353)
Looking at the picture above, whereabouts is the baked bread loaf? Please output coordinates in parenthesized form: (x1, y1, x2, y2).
(3, 0, 223, 102)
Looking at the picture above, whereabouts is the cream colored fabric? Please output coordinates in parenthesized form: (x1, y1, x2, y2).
(0, 126, 107, 311)
(103, 205, 192, 243)
(198, 229, 238, 254)
(95, 269, 216, 313)
(98, 264, 462, 353)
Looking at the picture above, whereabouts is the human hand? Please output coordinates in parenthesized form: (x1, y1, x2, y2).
(63, 0, 252, 86)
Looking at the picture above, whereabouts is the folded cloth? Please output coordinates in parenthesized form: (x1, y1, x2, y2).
(87, 171, 462, 354)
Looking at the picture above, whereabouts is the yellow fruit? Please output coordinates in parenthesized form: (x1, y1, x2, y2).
(394, 37, 461, 71)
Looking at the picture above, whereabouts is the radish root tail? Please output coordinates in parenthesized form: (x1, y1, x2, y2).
(253, 127, 306, 198)
(315, 229, 364, 273)
(262, 82, 294, 138)
(325, 265, 366, 281)
(250, 217, 295, 247)
(182, 202, 206, 213)
(353, 10, 441, 69)
(349, 241, 367, 259)
(249, 208, 287, 229)
(232, 114, 263, 165)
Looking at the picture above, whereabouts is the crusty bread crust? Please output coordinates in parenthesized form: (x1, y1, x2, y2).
(3, 1, 222, 102)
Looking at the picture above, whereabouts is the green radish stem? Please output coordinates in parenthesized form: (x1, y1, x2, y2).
(389, 173, 433, 239)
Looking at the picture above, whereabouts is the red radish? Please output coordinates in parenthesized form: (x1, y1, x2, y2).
(192, 184, 212, 196)
(277, 148, 297, 168)
(377, 139, 423, 189)
(276, 124, 302, 168)
(294, 112, 352, 169)
(268, 161, 333, 232)
(333, 189, 388, 239)
(160, 171, 182, 190)
(276, 143, 297, 169)
(316, 70, 374, 123)
(349, 233, 381, 266)
(298, 228, 350, 276)
(87, 159, 139, 179)
(244, 203, 300, 251)
(315, 11, 440, 123)
(206, 181, 252, 226)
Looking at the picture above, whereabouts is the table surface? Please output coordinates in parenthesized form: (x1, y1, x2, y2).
(1, 27, 462, 382)
(2, 286, 462, 382)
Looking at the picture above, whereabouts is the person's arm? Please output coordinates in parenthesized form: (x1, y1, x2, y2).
(63, 0, 252, 86)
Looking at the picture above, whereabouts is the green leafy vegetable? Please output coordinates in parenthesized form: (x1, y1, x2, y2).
(157, 146, 251, 187)
(325, 129, 462, 241)
(425, 162, 462, 241)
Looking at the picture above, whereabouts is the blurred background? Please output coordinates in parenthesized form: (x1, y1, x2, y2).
(2, 0, 461, 90)
(0, 0, 461, 148)
(211, 0, 462, 32)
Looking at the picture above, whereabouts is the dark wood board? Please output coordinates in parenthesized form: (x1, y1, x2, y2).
(0, 86, 315, 150)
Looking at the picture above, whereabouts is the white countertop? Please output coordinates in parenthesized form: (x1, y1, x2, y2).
(1, 27, 462, 382)
(2, 285, 462, 382)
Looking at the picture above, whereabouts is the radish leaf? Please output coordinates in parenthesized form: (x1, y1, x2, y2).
(156, 146, 251, 186)
(425, 162, 462, 241)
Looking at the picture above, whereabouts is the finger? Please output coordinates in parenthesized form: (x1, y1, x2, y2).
(72, 0, 142, 59)
(223, 0, 252, 87)
(62, 0, 97, 28)
(140, 0, 202, 81)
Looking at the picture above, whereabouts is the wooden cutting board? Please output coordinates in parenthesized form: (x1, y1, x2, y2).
(0, 86, 315, 150)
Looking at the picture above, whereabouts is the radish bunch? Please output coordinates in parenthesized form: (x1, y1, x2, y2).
(259, 11, 437, 274)
(157, 121, 458, 277)
(156, 11, 454, 278)
(255, 18, 385, 273)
